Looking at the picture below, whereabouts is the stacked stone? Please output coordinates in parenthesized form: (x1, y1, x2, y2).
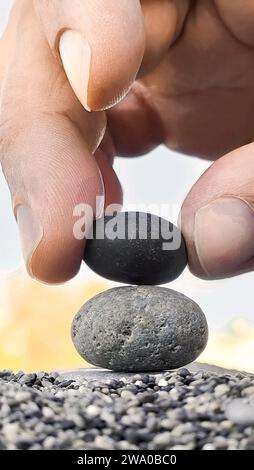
(72, 212, 208, 371)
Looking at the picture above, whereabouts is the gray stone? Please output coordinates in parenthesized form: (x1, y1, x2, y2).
(19, 373, 36, 385)
(214, 384, 230, 397)
(71, 286, 208, 372)
(225, 399, 254, 425)
(243, 386, 254, 397)
(153, 431, 172, 449)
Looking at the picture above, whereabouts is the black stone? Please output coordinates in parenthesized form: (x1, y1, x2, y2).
(71, 286, 208, 372)
(178, 368, 190, 378)
(124, 429, 140, 445)
(84, 212, 187, 285)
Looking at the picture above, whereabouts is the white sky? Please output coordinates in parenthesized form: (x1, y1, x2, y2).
(1, 0, 254, 330)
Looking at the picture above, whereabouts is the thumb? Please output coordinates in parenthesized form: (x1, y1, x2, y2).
(33, 0, 145, 111)
(181, 143, 254, 279)
(0, 0, 106, 284)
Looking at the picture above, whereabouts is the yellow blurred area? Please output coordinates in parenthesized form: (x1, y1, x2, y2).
(0, 271, 254, 373)
(200, 319, 254, 374)
(0, 271, 108, 372)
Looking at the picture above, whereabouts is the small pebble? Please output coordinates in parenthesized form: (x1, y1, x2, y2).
(42, 407, 55, 420)
(202, 443, 216, 450)
(214, 384, 230, 397)
(43, 436, 57, 449)
(86, 405, 101, 418)
(226, 399, 254, 426)
(158, 379, 168, 387)
(243, 385, 254, 397)
(178, 368, 190, 378)
(15, 391, 31, 402)
(19, 373, 36, 385)
(153, 432, 172, 449)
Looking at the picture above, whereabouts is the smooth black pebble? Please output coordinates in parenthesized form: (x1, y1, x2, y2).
(84, 212, 187, 285)
(71, 286, 208, 372)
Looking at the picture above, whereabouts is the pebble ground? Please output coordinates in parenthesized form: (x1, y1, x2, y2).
(0, 368, 254, 450)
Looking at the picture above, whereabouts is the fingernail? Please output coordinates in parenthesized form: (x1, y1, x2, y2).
(16, 205, 43, 277)
(59, 30, 92, 112)
(194, 197, 254, 277)
(96, 168, 105, 219)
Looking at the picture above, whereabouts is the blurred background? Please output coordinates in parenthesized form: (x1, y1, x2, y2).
(1, 0, 254, 373)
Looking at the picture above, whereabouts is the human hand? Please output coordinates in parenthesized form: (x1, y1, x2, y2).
(1, 0, 254, 283)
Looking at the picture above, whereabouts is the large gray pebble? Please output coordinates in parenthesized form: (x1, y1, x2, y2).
(72, 286, 208, 372)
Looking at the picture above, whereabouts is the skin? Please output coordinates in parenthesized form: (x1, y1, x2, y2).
(0, 0, 254, 283)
